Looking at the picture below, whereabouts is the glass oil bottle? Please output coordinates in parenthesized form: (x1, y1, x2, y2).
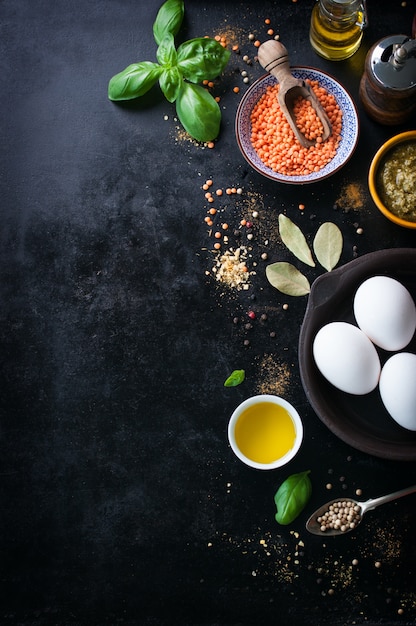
(310, 0, 368, 61)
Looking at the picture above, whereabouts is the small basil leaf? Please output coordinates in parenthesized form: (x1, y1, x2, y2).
(224, 370, 245, 387)
(108, 62, 163, 101)
(274, 470, 312, 526)
(156, 33, 178, 67)
(177, 38, 231, 83)
(175, 82, 221, 142)
(159, 66, 182, 103)
(153, 0, 184, 46)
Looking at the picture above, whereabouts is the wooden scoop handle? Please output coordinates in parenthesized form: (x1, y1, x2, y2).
(257, 40, 299, 88)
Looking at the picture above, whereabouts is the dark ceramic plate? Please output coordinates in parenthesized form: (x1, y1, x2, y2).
(299, 248, 416, 461)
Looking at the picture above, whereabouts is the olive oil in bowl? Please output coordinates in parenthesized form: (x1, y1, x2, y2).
(228, 395, 303, 470)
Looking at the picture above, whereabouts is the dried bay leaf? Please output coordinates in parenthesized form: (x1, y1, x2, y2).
(266, 262, 311, 296)
(278, 214, 315, 268)
(313, 222, 343, 271)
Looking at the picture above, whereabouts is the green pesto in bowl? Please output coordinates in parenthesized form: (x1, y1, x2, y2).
(376, 140, 416, 222)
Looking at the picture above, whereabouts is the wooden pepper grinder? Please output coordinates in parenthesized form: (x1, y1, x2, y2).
(359, 34, 416, 125)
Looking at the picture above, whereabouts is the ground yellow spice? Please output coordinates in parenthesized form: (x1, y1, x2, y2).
(335, 182, 365, 211)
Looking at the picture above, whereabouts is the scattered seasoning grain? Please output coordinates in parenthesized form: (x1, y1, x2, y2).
(212, 246, 251, 289)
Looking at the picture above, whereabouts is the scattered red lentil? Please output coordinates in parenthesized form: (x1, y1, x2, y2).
(254, 40, 261, 48)
(265, 18, 271, 24)
(207, 142, 215, 149)
(233, 86, 240, 93)
(267, 29, 274, 36)
(298, 203, 305, 210)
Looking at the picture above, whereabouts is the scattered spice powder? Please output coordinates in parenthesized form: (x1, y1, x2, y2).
(335, 181, 365, 211)
(255, 354, 291, 396)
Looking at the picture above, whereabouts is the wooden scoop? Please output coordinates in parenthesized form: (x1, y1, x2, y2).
(257, 40, 332, 148)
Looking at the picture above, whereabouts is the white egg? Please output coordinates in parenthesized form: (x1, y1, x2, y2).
(313, 321, 381, 395)
(353, 276, 416, 351)
(379, 352, 416, 431)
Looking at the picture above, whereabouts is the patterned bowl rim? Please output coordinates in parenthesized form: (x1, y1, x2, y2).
(235, 67, 359, 184)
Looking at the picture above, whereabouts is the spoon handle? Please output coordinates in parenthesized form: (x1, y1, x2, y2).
(361, 484, 416, 514)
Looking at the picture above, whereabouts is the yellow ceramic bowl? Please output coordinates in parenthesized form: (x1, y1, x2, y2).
(368, 131, 416, 229)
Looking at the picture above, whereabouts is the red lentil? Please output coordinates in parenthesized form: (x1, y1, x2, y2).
(250, 79, 343, 176)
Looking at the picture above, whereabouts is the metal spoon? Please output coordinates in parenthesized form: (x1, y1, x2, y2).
(257, 40, 332, 148)
(306, 484, 416, 536)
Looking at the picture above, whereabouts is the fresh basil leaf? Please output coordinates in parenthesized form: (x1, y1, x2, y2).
(159, 66, 182, 102)
(177, 37, 231, 83)
(153, 0, 184, 46)
(313, 222, 343, 272)
(278, 214, 315, 268)
(266, 262, 310, 296)
(224, 370, 245, 387)
(156, 33, 178, 67)
(176, 82, 221, 142)
(108, 62, 162, 101)
(274, 470, 312, 525)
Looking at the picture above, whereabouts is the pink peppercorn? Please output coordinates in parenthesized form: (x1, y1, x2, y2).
(248, 311, 256, 320)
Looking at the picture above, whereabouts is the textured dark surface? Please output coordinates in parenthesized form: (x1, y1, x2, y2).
(1, 1, 416, 625)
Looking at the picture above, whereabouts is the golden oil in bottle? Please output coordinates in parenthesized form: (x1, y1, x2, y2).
(310, 0, 367, 61)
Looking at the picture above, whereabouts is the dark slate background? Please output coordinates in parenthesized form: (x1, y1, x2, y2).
(1, 1, 416, 625)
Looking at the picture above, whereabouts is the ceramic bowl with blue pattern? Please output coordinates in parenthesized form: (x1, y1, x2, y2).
(235, 69, 359, 184)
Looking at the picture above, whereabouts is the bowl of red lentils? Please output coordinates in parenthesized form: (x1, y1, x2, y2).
(235, 68, 359, 184)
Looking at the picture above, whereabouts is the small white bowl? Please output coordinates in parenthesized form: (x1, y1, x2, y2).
(235, 69, 359, 184)
(228, 394, 303, 470)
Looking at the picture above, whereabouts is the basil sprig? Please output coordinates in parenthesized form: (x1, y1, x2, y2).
(274, 470, 312, 525)
(108, 0, 230, 142)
